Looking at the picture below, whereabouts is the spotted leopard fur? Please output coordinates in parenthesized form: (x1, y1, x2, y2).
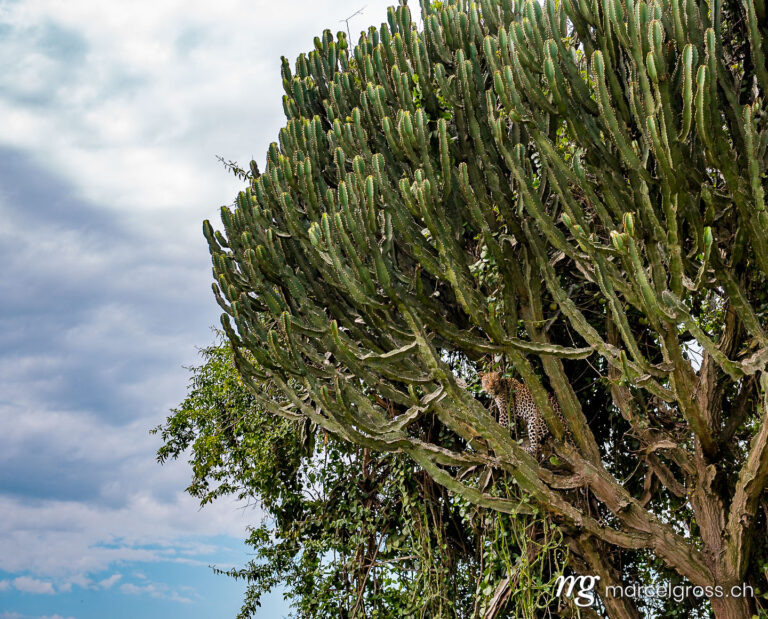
(480, 372, 567, 457)
(479, 372, 512, 429)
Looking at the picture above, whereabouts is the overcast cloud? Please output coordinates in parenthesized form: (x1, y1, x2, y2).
(0, 1, 396, 617)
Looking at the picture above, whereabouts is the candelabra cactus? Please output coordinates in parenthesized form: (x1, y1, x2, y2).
(205, 0, 768, 616)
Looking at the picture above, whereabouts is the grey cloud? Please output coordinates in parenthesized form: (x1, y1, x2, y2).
(36, 21, 88, 59)
(0, 0, 397, 604)
(0, 20, 88, 107)
(0, 148, 219, 504)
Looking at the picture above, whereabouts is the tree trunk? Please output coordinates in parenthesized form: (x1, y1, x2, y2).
(578, 536, 641, 619)
(710, 591, 753, 619)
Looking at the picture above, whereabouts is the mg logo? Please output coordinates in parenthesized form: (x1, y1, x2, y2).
(554, 574, 601, 607)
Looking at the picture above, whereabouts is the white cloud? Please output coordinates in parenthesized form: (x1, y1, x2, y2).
(0, 491, 255, 582)
(98, 574, 122, 589)
(11, 577, 55, 595)
(0, 580, 11, 591)
(120, 581, 193, 604)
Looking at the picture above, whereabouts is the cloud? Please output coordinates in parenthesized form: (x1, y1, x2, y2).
(0, 491, 254, 582)
(0, 0, 396, 614)
(120, 581, 193, 604)
(98, 574, 121, 589)
(0, 0, 397, 227)
(11, 577, 55, 595)
(0, 152, 257, 591)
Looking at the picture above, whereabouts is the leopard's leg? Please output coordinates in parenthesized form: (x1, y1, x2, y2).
(524, 425, 540, 457)
(491, 399, 501, 427)
(495, 396, 510, 429)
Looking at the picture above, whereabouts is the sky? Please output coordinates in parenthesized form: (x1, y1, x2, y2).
(0, 1, 399, 617)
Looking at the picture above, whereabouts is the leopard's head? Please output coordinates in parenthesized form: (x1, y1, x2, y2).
(479, 371, 504, 395)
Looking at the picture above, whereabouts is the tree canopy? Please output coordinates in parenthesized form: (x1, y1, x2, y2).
(196, 0, 768, 616)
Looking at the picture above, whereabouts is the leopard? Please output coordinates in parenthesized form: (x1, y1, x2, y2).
(479, 371, 567, 458)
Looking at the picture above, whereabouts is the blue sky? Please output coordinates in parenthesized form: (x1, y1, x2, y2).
(0, 1, 396, 617)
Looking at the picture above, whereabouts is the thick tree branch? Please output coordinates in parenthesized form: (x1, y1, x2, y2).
(725, 375, 768, 580)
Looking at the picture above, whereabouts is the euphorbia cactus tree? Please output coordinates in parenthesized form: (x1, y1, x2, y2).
(205, 0, 768, 616)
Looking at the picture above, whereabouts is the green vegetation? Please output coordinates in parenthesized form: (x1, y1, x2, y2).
(156, 341, 566, 617)
(164, 0, 768, 616)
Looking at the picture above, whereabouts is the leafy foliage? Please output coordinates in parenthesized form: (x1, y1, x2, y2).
(155, 341, 567, 618)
